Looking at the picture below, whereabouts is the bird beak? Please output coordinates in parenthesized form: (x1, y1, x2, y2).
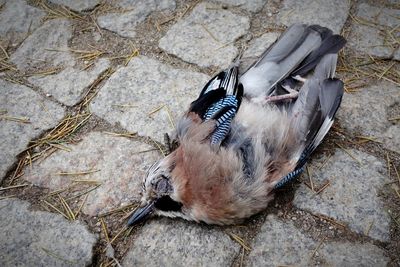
(127, 202, 155, 226)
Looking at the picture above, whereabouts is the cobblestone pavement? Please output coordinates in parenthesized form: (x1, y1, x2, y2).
(0, 0, 399, 266)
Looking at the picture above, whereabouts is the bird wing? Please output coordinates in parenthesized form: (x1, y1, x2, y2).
(274, 53, 344, 189)
(184, 66, 243, 145)
(239, 24, 346, 100)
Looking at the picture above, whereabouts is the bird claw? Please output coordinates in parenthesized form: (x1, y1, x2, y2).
(265, 89, 299, 103)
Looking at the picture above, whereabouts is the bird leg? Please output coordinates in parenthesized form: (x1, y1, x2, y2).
(293, 75, 307, 83)
(265, 88, 299, 103)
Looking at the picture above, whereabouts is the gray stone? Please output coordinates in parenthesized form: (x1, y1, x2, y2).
(394, 48, 400, 61)
(28, 58, 110, 106)
(0, 79, 65, 181)
(211, 0, 267, 12)
(349, 3, 400, 59)
(159, 2, 250, 68)
(336, 81, 400, 152)
(0, 198, 97, 266)
(123, 218, 240, 267)
(293, 149, 391, 242)
(320, 241, 389, 267)
(10, 19, 73, 70)
(90, 56, 209, 142)
(23, 132, 161, 216)
(248, 215, 317, 267)
(248, 215, 389, 267)
(50, 0, 101, 12)
(0, 0, 45, 46)
(97, 0, 176, 38)
(384, 125, 400, 151)
(276, 0, 349, 33)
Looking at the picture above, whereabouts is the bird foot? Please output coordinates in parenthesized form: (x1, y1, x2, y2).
(265, 88, 299, 103)
(292, 75, 307, 83)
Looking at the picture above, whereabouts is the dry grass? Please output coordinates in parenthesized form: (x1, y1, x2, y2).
(226, 232, 251, 251)
(7, 66, 114, 186)
(338, 13, 400, 92)
(36, 0, 85, 21)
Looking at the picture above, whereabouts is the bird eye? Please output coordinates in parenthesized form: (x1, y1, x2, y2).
(155, 177, 171, 194)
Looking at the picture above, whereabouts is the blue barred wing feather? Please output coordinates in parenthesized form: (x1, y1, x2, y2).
(189, 66, 243, 145)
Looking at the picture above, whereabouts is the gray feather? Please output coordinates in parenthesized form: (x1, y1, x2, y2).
(253, 24, 309, 65)
(314, 54, 338, 79)
(240, 24, 322, 98)
(291, 61, 344, 161)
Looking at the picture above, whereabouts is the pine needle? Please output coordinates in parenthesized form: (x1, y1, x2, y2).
(227, 232, 251, 251)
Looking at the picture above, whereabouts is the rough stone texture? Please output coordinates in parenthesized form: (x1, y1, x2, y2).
(293, 149, 391, 242)
(0, 198, 97, 266)
(275, 0, 350, 33)
(248, 215, 388, 267)
(90, 56, 209, 142)
(28, 58, 110, 106)
(0, 0, 45, 46)
(9, 18, 110, 106)
(50, 0, 101, 12)
(97, 0, 176, 38)
(23, 132, 161, 216)
(10, 19, 74, 70)
(320, 242, 389, 267)
(211, 0, 267, 12)
(349, 3, 399, 60)
(123, 218, 239, 267)
(336, 81, 400, 152)
(248, 215, 317, 266)
(159, 2, 250, 68)
(0, 79, 65, 181)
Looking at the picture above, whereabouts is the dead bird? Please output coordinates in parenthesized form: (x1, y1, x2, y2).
(128, 24, 346, 226)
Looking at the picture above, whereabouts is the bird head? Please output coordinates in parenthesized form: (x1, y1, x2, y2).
(127, 153, 188, 226)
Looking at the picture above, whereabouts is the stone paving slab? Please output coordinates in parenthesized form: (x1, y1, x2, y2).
(336, 81, 400, 152)
(293, 149, 391, 242)
(123, 218, 240, 267)
(9, 17, 111, 106)
(248, 215, 317, 266)
(97, 0, 176, 38)
(0, 79, 65, 182)
(211, 0, 267, 12)
(10, 18, 74, 71)
(320, 241, 389, 267)
(0, 198, 97, 266)
(248, 215, 388, 267)
(349, 3, 399, 60)
(159, 2, 250, 68)
(50, 0, 101, 12)
(23, 132, 160, 216)
(90, 56, 210, 142)
(0, 0, 45, 47)
(28, 58, 110, 106)
(275, 0, 350, 33)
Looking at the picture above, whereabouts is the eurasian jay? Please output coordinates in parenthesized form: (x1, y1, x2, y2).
(128, 23, 346, 226)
